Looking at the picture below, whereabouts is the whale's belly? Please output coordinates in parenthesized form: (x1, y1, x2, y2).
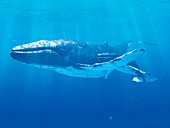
(54, 66, 106, 78)
(33, 64, 106, 78)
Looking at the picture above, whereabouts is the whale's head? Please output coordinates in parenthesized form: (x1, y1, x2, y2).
(10, 40, 77, 67)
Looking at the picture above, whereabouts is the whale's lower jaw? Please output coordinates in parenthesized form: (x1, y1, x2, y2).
(10, 49, 69, 67)
(54, 66, 107, 78)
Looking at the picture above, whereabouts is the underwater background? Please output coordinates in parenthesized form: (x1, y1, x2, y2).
(0, 0, 170, 128)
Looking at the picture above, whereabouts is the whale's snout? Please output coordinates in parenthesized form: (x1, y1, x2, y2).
(10, 39, 75, 66)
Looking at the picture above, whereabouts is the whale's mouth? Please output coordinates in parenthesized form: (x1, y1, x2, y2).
(10, 45, 58, 58)
(11, 48, 54, 54)
(10, 48, 59, 65)
(9, 40, 63, 66)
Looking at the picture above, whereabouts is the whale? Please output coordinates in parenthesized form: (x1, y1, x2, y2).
(10, 39, 158, 82)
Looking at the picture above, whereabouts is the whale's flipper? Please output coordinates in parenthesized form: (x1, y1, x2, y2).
(76, 49, 145, 79)
(113, 49, 145, 66)
(76, 49, 145, 70)
(77, 48, 157, 82)
(116, 65, 158, 82)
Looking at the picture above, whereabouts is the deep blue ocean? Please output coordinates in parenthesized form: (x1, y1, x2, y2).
(0, 0, 170, 128)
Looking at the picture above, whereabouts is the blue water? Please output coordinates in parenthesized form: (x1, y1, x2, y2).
(0, 0, 170, 128)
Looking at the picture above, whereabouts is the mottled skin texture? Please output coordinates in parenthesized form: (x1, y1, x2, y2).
(10, 39, 157, 82)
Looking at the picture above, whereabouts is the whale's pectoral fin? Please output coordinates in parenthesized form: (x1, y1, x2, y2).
(116, 65, 158, 82)
(114, 49, 145, 66)
(77, 49, 145, 70)
(75, 49, 145, 79)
